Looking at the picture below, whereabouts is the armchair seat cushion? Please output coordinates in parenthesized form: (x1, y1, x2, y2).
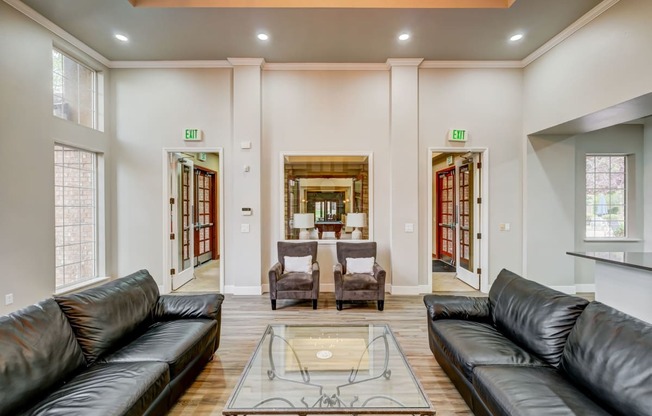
(277, 272, 314, 291)
(430, 320, 546, 381)
(100, 319, 217, 379)
(27, 362, 169, 416)
(343, 273, 379, 291)
(473, 366, 610, 416)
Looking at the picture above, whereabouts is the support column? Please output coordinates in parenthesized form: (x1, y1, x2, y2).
(387, 58, 422, 294)
(228, 58, 264, 294)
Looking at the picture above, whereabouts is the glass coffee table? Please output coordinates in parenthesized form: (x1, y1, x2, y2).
(223, 324, 435, 415)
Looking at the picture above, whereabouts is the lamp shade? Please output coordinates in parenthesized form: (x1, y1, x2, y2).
(293, 213, 315, 229)
(346, 213, 366, 228)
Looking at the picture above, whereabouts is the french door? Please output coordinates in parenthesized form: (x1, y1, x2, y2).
(437, 168, 456, 263)
(194, 167, 217, 266)
(169, 154, 194, 290)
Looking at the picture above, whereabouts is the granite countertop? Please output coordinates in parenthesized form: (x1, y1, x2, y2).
(566, 252, 652, 272)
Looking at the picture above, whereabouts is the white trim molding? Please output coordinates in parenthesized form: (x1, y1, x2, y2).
(575, 284, 596, 293)
(386, 58, 424, 68)
(420, 60, 522, 69)
(549, 285, 577, 295)
(264, 62, 388, 71)
(111, 60, 232, 69)
(227, 57, 266, 67)
(391, 285, 425, 295)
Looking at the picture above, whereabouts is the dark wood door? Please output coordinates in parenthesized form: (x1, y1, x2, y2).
(194, 167, 217, 266)
(437, 167, 456, 264)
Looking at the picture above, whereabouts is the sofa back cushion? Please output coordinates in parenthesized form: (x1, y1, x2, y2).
(55, 269, 159, 364)
(560, 302, 652, 416)
(0, 299, 86, 415)
(489, 269, 589, 367)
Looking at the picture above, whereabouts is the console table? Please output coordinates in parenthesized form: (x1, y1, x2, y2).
(315, 221, 343, 239)
(567, 251, 652, 323)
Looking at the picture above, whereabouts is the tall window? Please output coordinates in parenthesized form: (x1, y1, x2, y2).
(55, 144, 98, 290)
(52, 49, 97, 129)
(585, 155, 626, 238)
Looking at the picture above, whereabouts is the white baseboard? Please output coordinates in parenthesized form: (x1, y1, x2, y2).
(575, 284, 596, 293)
(224, 285, 262, 295)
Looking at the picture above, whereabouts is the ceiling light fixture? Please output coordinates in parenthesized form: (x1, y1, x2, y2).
(115, 34, 129, 42)
(509, 33, 523, 42)
(398, 33, 410, 41)
(257, 33, 269, 41)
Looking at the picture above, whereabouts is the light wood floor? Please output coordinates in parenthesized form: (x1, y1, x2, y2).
(175, 260, 220, 293)
(169, 293, 473, 415)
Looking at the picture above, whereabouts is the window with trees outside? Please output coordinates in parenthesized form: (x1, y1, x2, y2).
(55, 144, 98, 290)
(52, 49, 98, 130)
(585, 155, 626, 238)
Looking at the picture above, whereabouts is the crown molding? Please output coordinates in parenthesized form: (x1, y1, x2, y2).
(420, 60, 523, 69)
(227, 57, 266, 67)
(263, 62, 388, 71)
(4, 0, 111, 68)
(110, 60, 232, 69)
(522, 0, 620, 67)
(386, 58, 424, 67)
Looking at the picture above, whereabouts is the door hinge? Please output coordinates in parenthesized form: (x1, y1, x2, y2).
(476, 268, 481, 275)
(169, 233, 175, 240)
(477, 197, 482, 204)
(477, 233, 481, 239)
(170, 268, 176, 275)
(169, 197, 175, 204)
(477, 162, 482, 169)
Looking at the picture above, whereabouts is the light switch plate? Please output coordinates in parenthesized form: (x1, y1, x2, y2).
(240, 224, 250, 233)
(5, 293, 13, 305)
(240, 141, 252, 149)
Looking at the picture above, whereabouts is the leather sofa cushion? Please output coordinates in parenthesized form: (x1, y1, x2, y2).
(154, 293, 224, 321)
(489, 269, 589, 367)
(27, 362, 169, 416)
(473, 366, 611, 416)
(430, 319, 546, 381)
(343, 273, 378, 291)
(277, 272, 314, 291)
(0, 299, 86, 415)
(101, 319, 217, 379)
(55, 270, 160, 364)
(560, 302, 652, 416)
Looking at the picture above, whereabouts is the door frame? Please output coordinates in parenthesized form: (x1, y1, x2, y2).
(427, 147, 489, 293)
(161, 147, 224, 294)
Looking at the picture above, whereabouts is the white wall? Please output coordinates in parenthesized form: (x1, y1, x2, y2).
(0, 2, 111, 315)
(523, 0, 652, 135)
(111, 68, 232, 285)
(646, 119, 652, 251)
(419, 69, 524, 285)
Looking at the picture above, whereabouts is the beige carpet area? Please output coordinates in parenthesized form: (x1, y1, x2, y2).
(174, 260, 220, 293)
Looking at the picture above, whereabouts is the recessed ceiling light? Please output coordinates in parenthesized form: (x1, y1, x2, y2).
(115, 34, 129, 42)
(509, 33, 523, 42)
(398, 33, 410, 41)
(257, 33, 269, 41)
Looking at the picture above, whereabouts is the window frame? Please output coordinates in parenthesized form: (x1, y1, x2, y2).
(584, 153, 628, 240)
(279, 151, 374, 244)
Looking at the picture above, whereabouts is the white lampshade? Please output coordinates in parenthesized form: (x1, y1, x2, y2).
(346, 213, 366, 240)
(293, 213, 314, 240)
(346, 213, 366, 228)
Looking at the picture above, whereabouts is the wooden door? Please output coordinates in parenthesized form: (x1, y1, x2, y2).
(194, 167, 217, 266)
(458, 164, 473, 270)
(437, 168, 456, 264)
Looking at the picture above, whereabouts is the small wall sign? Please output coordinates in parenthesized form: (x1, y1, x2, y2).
(184, 129, 202, 141)
(448, 129, 468, 142)
(197, 152, 207, 162)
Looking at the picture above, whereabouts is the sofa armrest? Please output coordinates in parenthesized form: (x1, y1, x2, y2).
(154, 294, 224, 321)
(423, 294, 490, 322)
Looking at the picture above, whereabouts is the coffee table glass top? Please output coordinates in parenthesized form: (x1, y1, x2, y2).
(223, 324, 434, 415)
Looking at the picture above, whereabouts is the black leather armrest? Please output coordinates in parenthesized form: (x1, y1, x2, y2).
(154, 293, 224, 321)
(423, 294, 490, 322)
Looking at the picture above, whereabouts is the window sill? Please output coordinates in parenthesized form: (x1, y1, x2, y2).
(583, 238, 641, 243)
(54, 276, 110, 295)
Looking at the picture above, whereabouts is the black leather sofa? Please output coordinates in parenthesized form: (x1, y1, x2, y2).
(424, 269, 652, 416)
(0, 269, 224, 416)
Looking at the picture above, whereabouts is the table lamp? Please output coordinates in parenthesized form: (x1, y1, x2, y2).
(346, 213, 366, 240)
(293, 213, 315, 240)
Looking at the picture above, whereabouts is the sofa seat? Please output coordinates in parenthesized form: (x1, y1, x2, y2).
(430, 320, 546, 381)
(101, 319, 217, 379)
(473, 366, 611, 416)
(343, 273, 379, 291)
(27, 362, 169, 416)
(277, 272, 314, 291)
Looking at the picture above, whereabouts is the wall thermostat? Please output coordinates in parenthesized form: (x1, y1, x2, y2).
(242, 208, 252, 216)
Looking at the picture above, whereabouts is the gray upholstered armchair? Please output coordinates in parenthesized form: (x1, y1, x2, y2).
(268, 241, 320, 310)
(334, 242, 386, 311)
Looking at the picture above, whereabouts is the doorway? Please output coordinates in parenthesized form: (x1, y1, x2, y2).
(163, 149, 224, 294)
(428, 148, 489, 293)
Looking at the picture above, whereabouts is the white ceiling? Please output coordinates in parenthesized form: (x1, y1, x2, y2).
(17, 0, 603, 62)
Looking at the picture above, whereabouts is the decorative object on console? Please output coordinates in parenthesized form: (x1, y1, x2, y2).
(293, 213, 315, 240)
(346, 213, 366, 240)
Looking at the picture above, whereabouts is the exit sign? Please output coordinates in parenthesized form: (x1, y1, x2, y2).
(184, 129, 202, 141)
(448, 129, 467, 142)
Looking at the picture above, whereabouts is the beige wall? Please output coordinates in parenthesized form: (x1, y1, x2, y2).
(0, 2, 112, 315)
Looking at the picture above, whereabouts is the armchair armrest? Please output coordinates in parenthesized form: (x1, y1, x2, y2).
(373, 263, 386, 296)
(423, 294, 490, 322)
(154, 293, 224, 321)
(268, 262, 282, 297)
